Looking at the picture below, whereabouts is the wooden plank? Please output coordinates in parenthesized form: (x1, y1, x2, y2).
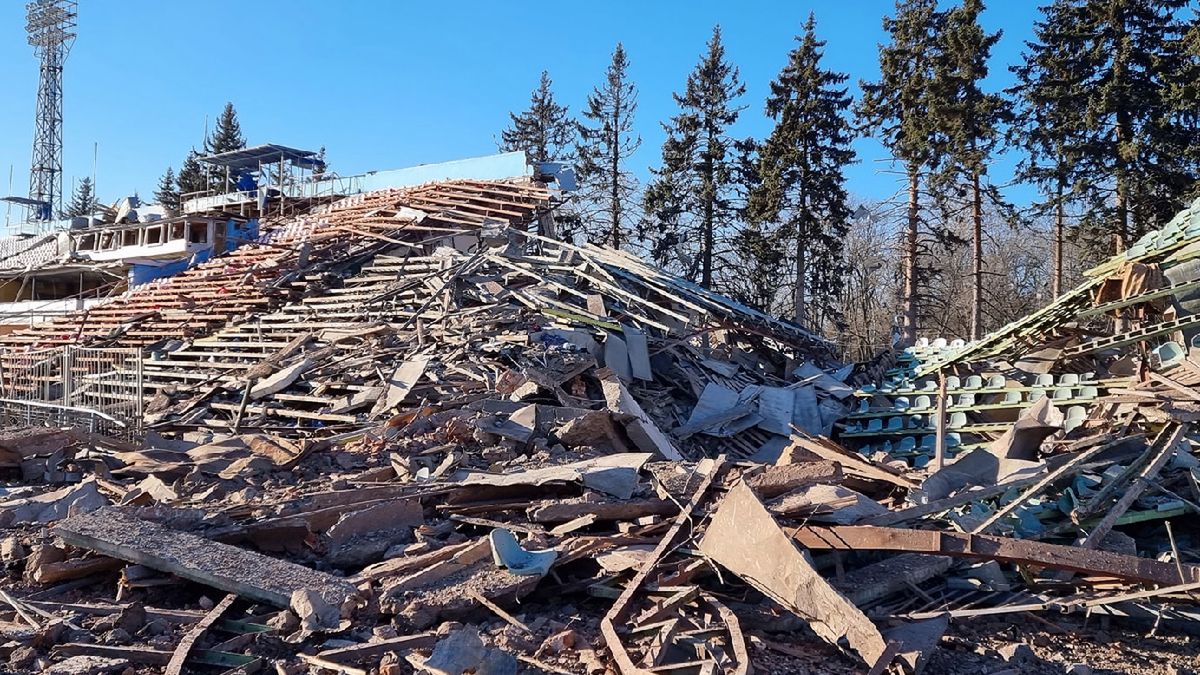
(314, 632, 438, 664)
(790, 524, 1199, 585)
(600, 458, 723, 675)
(55, 508, 358, 608)
(166, 594, 236, 675)
(53, 643, 172, 665)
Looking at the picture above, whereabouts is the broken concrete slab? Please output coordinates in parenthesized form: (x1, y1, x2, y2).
(745, 461, 843, 498)
(371, 354, 432, 416)
(45, 655, 130, 675)
(599, 368, 683, 460)
(54, 507, 359, 608)
(698, 482, 889, 665)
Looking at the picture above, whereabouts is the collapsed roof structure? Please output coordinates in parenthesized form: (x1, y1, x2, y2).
(0, 151, 1199, 674)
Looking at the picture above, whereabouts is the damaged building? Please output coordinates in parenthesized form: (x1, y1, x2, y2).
(0, 146, 1197, 675)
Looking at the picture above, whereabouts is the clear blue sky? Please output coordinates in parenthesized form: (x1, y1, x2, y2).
(0, 0, 1045, 209)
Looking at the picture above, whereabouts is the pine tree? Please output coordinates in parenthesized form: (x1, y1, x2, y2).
(155, 167, 180, 216)
(929, 0, 1009, 339)
(576, 44, 641, 249)
(63, 177, 97, 218)
(1168, 10, 1200, 174)
(857, 0, 946, 342)
(176, 150, 207, 200)
(746, 14, 856, 329)
(643, 26, 748, 290)
(1010, 0, 1093, 298)
(206, 102, 246, 155)
(501, 71, 575, 164)
(205, 102, 247, 193)
(1073, 0, 1199, 257)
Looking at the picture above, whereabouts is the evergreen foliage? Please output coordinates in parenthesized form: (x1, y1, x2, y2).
(643, 26, 749, 290)
(745, 14, 856, 327)
(576, 44, 641, 249)
(63, 176, 97, 218)
(155, 167, 180, 216)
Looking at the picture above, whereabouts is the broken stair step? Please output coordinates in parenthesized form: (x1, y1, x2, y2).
(55, 507, 358, 608)
(142, 371, 237, 383)
(208, 402, 359, 423)
(190, 339, 298, 349)
(142, 360, 255, 370)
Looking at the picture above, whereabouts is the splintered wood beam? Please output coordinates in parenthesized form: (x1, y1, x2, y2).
(166, 593, 236, 675)
(789, 524, 1200, 586)
(1076, 424, 1187, 551)
(972, 435, 1137, 535)
(600, 458, 724, 675)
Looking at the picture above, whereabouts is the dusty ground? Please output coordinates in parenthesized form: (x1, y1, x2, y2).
(926, 616, 1200, 675)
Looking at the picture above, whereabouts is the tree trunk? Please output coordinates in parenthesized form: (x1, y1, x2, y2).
(794, 228, 807, 326)
(1115, 172, 1128, 253)
(970, 172, 983, 341)
(902, 166, 919, 344)
(701, 136, 715, 290)
(610, 118, 621, 250)
(1052, 181, 1064, 298)
(702, 195, 714, 289)
(1112, 5, 1130, 253)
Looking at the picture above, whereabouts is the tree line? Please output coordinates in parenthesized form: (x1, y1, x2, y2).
(497, 0, 1200, 353)
(62, 102, 248, 220)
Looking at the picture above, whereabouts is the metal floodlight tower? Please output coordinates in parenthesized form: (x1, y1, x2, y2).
(25, 0, 77, 225)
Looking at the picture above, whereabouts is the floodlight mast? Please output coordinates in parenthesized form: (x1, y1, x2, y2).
(25, 0, 76, 227)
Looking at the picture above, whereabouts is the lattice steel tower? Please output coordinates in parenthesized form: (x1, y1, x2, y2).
(25, 0, 77, 224)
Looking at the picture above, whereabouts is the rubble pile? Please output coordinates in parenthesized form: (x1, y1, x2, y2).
(0, 183, 1199, 674)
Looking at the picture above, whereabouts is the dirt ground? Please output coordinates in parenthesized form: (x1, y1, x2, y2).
(926, 615, 1200, 675)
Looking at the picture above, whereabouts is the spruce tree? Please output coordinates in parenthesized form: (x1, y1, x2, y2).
(205, 102, 247, 193)
(643, 26, 748, 290)
(576, 44, 641, 249)
(1073, 0, 1199, 257)
(746, 14, 856, 328)
(857, 0, 946, 343)
(501, 71, 575, 164)
(176, 150, 207, 200)
(206, 102, 246, 155)
(1168, 10, 1200, 176)
(1010, 0, 1093, 297)
(155, 167, 180, 216)
(63, 177, 97, 218)
(929, 0, 1008, 339)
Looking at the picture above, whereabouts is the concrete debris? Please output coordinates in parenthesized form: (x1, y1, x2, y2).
(0, 177, 1198, 674)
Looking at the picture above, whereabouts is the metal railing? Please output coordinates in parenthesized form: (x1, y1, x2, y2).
(0, 345, 143, 441)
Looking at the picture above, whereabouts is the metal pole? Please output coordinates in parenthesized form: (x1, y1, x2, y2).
(135, 348, 143, 440)
(934, 370, 948, 471)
